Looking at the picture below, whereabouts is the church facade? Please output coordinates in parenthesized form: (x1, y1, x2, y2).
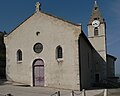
(4, 1, 116, 90)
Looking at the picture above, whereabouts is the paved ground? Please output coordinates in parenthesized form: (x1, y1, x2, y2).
(107, 88, 120, 96)
(0, 85, 73, 96)
(0, 80, 78, 96)
(0, 80, 120, 96)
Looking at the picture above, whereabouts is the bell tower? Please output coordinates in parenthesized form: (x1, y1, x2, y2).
(88, 1, 107, 62)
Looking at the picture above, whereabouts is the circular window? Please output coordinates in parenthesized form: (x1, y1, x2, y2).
(33, 43, 43, 53)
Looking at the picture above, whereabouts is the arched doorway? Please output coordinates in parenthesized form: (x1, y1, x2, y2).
(33, 59, 44, 86)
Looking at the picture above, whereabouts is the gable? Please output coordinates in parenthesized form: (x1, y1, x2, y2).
(4, 11, 82, 44)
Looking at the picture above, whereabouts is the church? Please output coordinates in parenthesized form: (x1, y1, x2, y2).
(4, 1, 117, 90)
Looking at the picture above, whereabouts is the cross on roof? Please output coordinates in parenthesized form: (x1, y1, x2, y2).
(95, 0, 97, 4)
(35, 2, 41, 13)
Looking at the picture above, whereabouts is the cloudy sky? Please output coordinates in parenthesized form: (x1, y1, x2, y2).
(0, 0, 120, 74)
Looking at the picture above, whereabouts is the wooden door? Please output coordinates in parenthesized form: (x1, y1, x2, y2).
(33, 59, 44, 86)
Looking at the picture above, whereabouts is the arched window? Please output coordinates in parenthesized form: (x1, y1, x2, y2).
(56, 46, 63, 59)
(17, 49, 22, 61)
(94, 27, 98, 36)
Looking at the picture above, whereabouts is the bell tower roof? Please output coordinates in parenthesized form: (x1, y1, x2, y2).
(88, 1, 104, 25)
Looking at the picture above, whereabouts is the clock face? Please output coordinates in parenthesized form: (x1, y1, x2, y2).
(92, 20, 100, 27)
(33, 43, 43, 53)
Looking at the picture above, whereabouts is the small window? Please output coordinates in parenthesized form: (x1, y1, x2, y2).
(95, 74, 99, 82)
(94, 27, 98, 36)
(56, 46, 63, 59)
(36, 32, 40, 36)
(88, 52, 90, 68)
(94, 18, 99, 20)
(95, 7, 97, 10)
(17, 49, 22, 61)
(94, 18, 97, 20)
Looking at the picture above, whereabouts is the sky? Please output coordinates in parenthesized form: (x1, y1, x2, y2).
(0, 0, 120, 74)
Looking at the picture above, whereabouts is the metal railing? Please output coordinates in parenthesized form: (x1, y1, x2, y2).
(1, 89, 119, 96)
(49, 89, 110, 96)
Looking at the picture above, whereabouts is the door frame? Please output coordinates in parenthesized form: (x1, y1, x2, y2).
(32, 59, 44, 86)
